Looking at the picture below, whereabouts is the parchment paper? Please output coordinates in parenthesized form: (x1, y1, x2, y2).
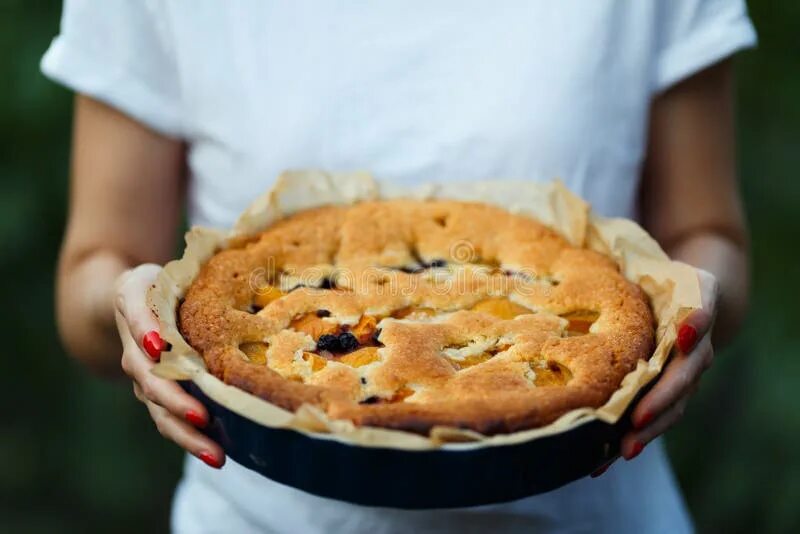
(149, 170, 701, 451)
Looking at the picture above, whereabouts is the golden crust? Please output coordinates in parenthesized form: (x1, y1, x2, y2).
(178, 200, 654, 435)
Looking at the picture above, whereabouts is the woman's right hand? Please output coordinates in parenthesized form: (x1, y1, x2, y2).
(115, 264, 225, 469)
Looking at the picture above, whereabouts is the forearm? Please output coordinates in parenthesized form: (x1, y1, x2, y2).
(640, 60, 749, 347)
(665, 231, 749, 347)
(57, 249, 131, 377)
(56, 95, 185, 376)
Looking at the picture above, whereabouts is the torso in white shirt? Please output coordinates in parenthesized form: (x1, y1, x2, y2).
(42, 1, 756, 531)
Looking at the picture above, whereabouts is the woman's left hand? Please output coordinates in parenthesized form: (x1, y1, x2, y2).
(593, 268, 719, 475)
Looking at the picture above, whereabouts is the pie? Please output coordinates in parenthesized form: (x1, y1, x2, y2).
(178, 199, 655, 435)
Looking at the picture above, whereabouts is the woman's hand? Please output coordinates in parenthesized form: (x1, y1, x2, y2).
(115, 264, 225, 469)
(593, 268, 719, 477)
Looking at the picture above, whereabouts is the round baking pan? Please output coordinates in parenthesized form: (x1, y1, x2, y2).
(183, 381, 636, 509)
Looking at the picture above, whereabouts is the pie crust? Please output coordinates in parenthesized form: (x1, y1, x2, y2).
(177, 197, 655, 435)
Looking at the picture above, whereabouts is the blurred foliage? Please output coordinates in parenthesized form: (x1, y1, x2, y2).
(0, 2, 797, 533)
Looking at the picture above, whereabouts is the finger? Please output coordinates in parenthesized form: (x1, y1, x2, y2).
(590, 456, 619, 478)
(676, 268, 719, 353)
(117, 286, 210, 429)
(622, 382, 698, 460)
(117, 266, 218, 448)
(145, 400, 225, 469)
(125, 347, 209, 427)
(133, 381, 146, 402)
(116, 264, 167, 360)
(631, 336, 713, 428)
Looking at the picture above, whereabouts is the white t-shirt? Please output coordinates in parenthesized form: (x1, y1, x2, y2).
(43, 1, 755, 532)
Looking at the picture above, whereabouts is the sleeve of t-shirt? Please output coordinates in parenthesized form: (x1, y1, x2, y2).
(654, 0, 757, 93)
(41, 0, 183, 137)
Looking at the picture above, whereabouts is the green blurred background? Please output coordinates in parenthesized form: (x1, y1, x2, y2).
(1, 2, 797, 533)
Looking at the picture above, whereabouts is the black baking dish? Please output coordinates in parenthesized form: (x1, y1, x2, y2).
(182, 380, 637, 509)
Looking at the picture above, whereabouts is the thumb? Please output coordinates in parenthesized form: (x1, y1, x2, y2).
(115, 264, 165, 360)
(676, 268, 718, 354)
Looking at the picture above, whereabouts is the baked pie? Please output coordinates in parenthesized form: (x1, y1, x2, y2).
(178, 199, 655, 435)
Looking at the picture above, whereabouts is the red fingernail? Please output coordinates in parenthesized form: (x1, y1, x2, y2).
(635, 412, 654, 430)
(677, 324, 698, 354)
(142, 330, 167, 361)
(198, 451, 223, 469)
(625, 441, 645, 461)
(185, 410, 207, 428)
(590, 462, 611, 478)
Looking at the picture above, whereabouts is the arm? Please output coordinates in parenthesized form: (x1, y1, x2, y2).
(615, 59, 749, 464)
(641, 58, 749, 344)
(57, 95, 224, 468)
(57, 94, 183, 375)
